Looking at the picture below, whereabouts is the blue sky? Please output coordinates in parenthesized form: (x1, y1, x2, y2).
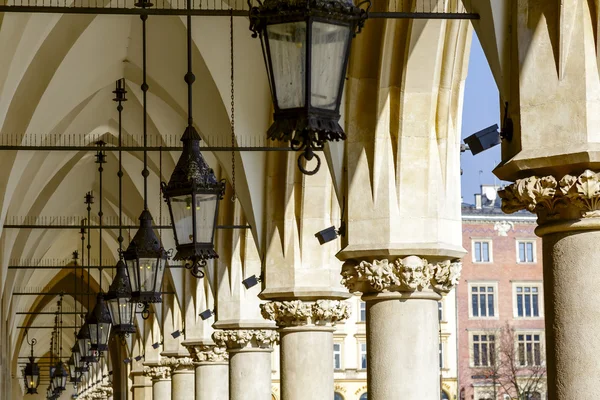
(460, 33, 504, 204)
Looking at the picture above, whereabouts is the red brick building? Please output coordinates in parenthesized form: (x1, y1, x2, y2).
(458, 186, 546, 400)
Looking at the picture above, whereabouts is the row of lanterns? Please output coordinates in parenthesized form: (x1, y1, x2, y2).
(26, 0, 369, 396)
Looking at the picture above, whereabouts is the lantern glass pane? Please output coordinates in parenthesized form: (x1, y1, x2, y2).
(88, 324, 98, 345)
(195, 194, 218, 243)
(139, 257, 158, 292)
(154, 257, 166, 294)
(99, 321, 111, 345)
(310, 22, 350, 110)
(171, 195, 193, 245)
(73, 353, 81, 369)
(266, 22, 306, 109)
(126, 259, 139, 292)
(107, 298, 120, 325)
(122, 299, 134, 324)
(78, 337, 90, 358)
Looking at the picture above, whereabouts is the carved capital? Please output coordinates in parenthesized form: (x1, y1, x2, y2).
(260, 300, 349, 327)
(160, 356, 196, 372)
(143, 365, 171, 380)
(499, 170, 600, 223)
(185, 343, 229, 363)
(341, 256, 462, 295)
(212, 329, 279, 350)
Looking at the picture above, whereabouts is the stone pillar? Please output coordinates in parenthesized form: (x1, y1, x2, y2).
(130, 368, 152, 400)
(260, 300, 349, 400)
(341, 256, 461, 400)
(143, 365, 172, 400)
(184, 341, 230, 400)
(162, 357, 196, 400)
(213, 329, 278, 400)
(499, 171, 600, 399)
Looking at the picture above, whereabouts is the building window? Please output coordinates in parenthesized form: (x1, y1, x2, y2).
(471, 284, 496, 318)
(359, 342, 367, 369)
(439, 342, 444, 369)
(359, 394, 368, 400)
(517, 333, 543, 366)
(518, 240, 535, 263)
(515, 285, 541, 318)
(359, 301, 366, 322)
(472, 333, 495, 367)
(473, 240, 491, 262)
(438, 301, 443, 321)
(333, 343, 342, 370)
(334, 393, 344, 400)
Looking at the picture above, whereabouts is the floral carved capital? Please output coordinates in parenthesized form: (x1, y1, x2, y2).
(160, 356, 196, 372)
(143, 365, 171, 380)
(260, 300, 349, 327)
(341, 256, 462, 295)
(499, 170, 600, 222)
(212, 329, 279, 350)
(185, 343, 229, 363)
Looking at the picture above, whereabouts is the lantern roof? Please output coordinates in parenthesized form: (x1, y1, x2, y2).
(163, 125, 224, 195)
(105, 260, 131, 300)
(123, 210, 165, 259)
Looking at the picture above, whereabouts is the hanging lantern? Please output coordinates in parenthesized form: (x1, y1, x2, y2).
(248, 0, 369, 174)
(68, 354, 80, 384)
(106, 260, 136, 337)
(23, 359, 39, 394)
(123, 210, 168, 305)
(23, 336, 39, 394)
(51, 362, 67, 392)
(77, 323, 96, 364)
(162, 126, 225, 278)
(87, 294, 112, 353)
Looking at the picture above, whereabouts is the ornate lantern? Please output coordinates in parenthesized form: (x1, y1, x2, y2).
(67, 354, 79, 384)
(162, 127, 225, 278)
(87, 294, 112, 353)
(249, 0, 369, 174)
(162, 7, 225, 278)
(123, 210, 168, 306)
(51, 362, 68, 392)
(106, 260, 136, 336)
(23, 337, 39, 394)
(77, 323, 96, 364)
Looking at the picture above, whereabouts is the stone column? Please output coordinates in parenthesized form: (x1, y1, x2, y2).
(162, 357, 196, 400)
(341, 256, 461, 400)
(143, 365, 172, 400)
(184, 341, 230, 400)
(260, 300, 349, 400)
(130, 368, 152, 400)
(499, 171, 600, 399)
(213, 329, 278, 400)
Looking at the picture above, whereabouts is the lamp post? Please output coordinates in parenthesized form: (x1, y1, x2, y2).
(248, 0, 369, 174)
(87, 142, 112, 353)
(23, 334, 39, 394)
(106, 79, 136, 336)
(124, 6, 168, 317)
(162, 0, 225, 278)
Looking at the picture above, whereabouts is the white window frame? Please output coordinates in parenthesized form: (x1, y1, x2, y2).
(333, 340, 343, 371)
(468, 281, 499, 319)
(516, 239, 537, 263)
(512, 282, 544, 319)
(515, 330, 545, 367)
(469, 330, 497, 368)
(471, 238, 493, 263)
(358, 300, 366, 323)
(358, 341, 367, 370)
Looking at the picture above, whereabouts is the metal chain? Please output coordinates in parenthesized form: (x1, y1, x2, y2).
(230, 11, 236, 202)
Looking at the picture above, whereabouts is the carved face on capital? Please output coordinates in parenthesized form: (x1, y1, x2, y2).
(396, 256, 431, 290)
